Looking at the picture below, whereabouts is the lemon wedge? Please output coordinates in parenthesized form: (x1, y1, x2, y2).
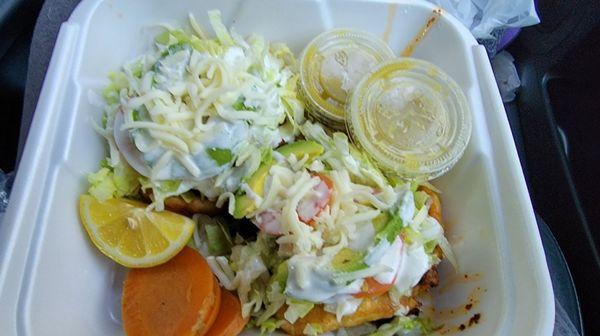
(79, 195, 195, 268)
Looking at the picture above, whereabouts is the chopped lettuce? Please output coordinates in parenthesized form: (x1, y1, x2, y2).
(368, 316, 434, 336)
(284, 298, 314, 323)
(258, 318, 284, 335)
(376, 214, 404, 244)
(208, 10, 235, 46)
(413, 191, 430, 210)
(87, 159, 140, 201)
(87, 168, 116, 201)
(400, 226, 421, 245)
(233, 96, 258, 111)
(303, 323, 323, 336)
(207, 147, 234, 166)
(300, 122, 387, 188)
(203, 219, 233, 256)
(102, 71, 128, 105)
(138, 178, 186, 211)
(229, 237, 270, 317)
(257, 281, 286, 324)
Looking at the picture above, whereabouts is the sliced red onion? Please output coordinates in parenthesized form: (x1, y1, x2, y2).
(113, 111, 151, 177)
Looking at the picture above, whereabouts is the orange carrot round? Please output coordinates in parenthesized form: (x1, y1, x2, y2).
(122, 246, 221, 336)
(353, 277, 395, 298)
(205, 289, 249, 336)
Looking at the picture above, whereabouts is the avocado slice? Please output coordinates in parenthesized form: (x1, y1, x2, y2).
(276, 140, 324, 161)
(233, 195, 256, 219)
(372, 211, 391, 233)
(233, 141, 325, 219)
(247, 161, 272, 194)
(331, 248, 368, 273)
(270, 261, 289, 291)
(375, 213, 404, 244)
(233, 161, 272, 219)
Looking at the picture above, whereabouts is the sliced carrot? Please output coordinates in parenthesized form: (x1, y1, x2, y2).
(202, 281, 222, 336)
(353, 277, 395, 298)
(122, 246, 221, 336)
(205, 289, 249, 336)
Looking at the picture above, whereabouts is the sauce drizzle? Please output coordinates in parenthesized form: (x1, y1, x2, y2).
(401, 8, 442, 57)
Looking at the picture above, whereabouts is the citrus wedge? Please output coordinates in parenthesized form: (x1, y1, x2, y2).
(79, 195, 195, 268)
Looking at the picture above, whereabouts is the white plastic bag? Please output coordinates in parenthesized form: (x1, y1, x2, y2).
(491, 51, 520, 102)
(428, 0, 539, 39)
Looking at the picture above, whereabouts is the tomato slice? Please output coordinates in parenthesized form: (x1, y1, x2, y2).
(353, 277, 395, 298)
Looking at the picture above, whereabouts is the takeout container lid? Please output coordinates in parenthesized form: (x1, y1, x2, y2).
(299, 28, 394, 130)
(0, 1, 554, 335)
(346, 57, 472, 180)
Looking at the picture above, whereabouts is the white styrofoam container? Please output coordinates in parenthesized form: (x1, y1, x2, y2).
(0, 0, 554, 335)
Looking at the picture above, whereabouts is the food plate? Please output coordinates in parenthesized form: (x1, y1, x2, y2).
(0, 0, 554, 335)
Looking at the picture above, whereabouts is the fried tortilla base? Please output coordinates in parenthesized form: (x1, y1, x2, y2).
(141, 189, 222, 216)
(278, 294, 420, 336)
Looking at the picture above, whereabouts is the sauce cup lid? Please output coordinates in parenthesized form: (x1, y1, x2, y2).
(346, 58, 472, 180)
(300, 29, 395, 130)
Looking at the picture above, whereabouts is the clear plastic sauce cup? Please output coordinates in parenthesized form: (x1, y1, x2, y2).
(300, 29, 394, 130)
(346, 58, 472, 180)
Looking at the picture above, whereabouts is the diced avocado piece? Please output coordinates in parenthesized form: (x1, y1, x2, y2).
(232, 161, 274, 219)
(233, 195, 255, 219)
(270, 261, 289, 291)
(331, 248, 367, 273)
(247, 161, 272, 195)
(204, 222, 233, 256)
(413, 190, 430, 210)
(206, 147, 233, 166)
(375, 214, 404, 244)
(276, 140, 324, 161)
(400, 226, 421, 245)
(372, 211, 391, 233)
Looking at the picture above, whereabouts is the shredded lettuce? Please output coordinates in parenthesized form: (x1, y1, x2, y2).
(257, 282, 286, 324)
(258, 318, 284, 335)
(300, 122, 387, 188)
(208, 10, 235, 46)
(206, 148, 234, 166)
(376, 214, 404, 244)
(138, 178, 188, 211)
(203, 219, 233, 256)
(87, 168, 116, 201)
(400, 226, 421, 245)
(284, 298, 315, 324)
(102, 72, 128, 105)
(228, 235, 271, 317)
(413, 191, 429, 210)
(303, 323, 323, 336)
(87, 159, 140, 201)
(368, 316, 434, 336)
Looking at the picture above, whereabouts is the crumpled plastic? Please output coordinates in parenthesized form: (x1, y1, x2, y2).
(555, 298, 581, 336)
(491, 51, 521, 102)
(427, 0, 540, 39)
(0, 169, 15, 214)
